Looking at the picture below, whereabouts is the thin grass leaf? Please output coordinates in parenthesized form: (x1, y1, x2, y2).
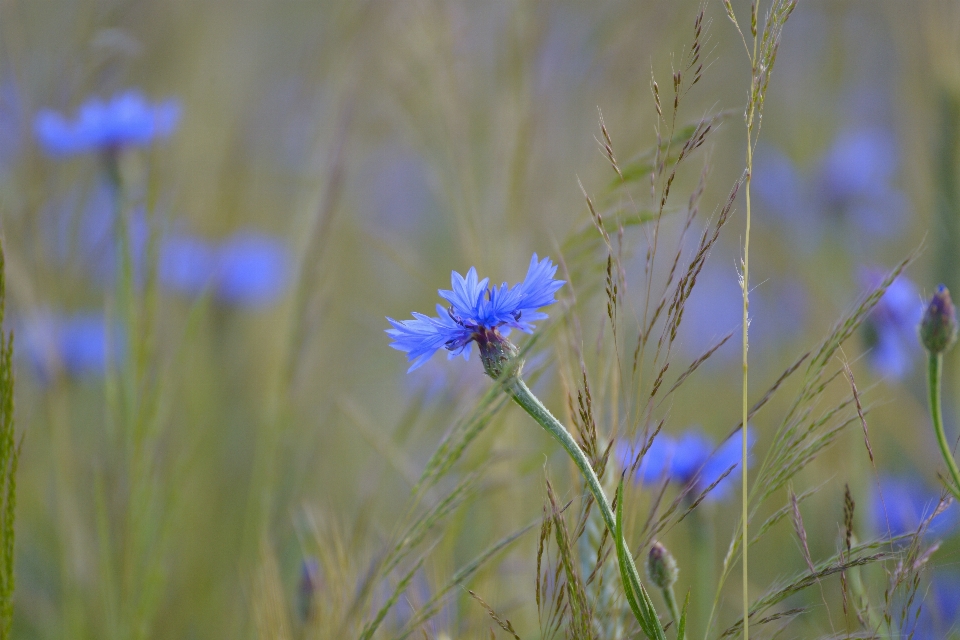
(359, 551, 430, 640)
(677, 589, 689, 640)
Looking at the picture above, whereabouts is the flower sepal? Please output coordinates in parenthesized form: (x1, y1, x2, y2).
(476, 328, 523, 380)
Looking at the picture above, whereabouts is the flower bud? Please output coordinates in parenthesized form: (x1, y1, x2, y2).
(476, 328, 523, 380)
(920, 285, 958, 355)
(646, 541, 678, 589)
(298, 558, 321, 622)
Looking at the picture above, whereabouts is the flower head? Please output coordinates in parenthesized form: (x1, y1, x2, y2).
(215, 232, 292, 307)
(618, 427, 755, 503)
(861, 269, 923, 380)
(870, 475, 958, 539)
(19, 311, 122, 381)
(158, 230, 292, 308)
(386, 254, 564, 374)
(35, 90, 180, 157)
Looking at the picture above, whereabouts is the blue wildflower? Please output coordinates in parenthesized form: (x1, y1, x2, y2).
(158, 234, 218, 297)
(870, 475, 958, 539)
(860, 268, 923, 380)
(35, 89, 180, 157)
(816, 126, 910, 240)
(297, 558, 321, 622)
(215, 232, 292, 307)
(618, 427, 755, 503)
(819, 128, 897, 204)
(19, 311, 121, 381)
(158, 231, 292, 308)
(386, 254, 564, 373)
(913, 574, 960, 639)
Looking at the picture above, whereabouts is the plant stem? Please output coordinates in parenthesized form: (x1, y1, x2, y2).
(927, 352, 960, 499)
(661, 584, 683, 636)
(741, 97, 753, 640)
(507, 376, 662, 634)
(508, 377, 618, 537)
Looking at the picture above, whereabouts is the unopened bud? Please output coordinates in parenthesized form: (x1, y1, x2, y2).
(646, 541, 678, 589)
(920, 285, 958, 354)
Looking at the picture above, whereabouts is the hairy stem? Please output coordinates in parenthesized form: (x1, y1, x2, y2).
(661, 584, 683, 637)
(741, 141, 751, 640)
(927, 352, 960, 499)
(508, 376, 664, 638)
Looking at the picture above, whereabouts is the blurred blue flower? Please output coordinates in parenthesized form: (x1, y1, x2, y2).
(35, 89, 180, 157)
(860, 269, 923, 380)
(19, 311, 121, 381)
(817, 126, 910, 239)
(215, 232, 292, 307)
(753, 144, 808, 222)
(755, 126, 910, 248)
(912, 575, 960, 639)
(870, 475, 958, 539)
(297, 558, 320, 622)
(386, 254, 564, 372)
(158, 234, 217, 296)
(618, 427, 755, 502)
(819, 128, 897, 204)
(158, 231, 292, 308)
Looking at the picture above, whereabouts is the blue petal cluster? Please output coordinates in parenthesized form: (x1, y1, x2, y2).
(618, 427, 755, 503)
(386, 254, 564, 371)
(35, 90, 180, 156)
(913, 574, 960, 639)
(870, 475, 958, 539)
(860, 269, 923, 380)
(158, 231, 292, 308)
(753, 126, 910, 251)
(19, 311, 122, 381)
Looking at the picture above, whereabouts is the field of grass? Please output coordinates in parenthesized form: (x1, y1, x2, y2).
(2, 0, 960, 638)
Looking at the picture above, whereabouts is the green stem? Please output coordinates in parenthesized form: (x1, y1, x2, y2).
(508, 376, 663, 635)
(690, 507, 713, 638)
(927, 352, 960, 499)
(661, 585, 682, 637)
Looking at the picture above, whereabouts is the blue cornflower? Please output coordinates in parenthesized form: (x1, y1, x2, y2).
(386, 254, 564, 373)
(820, 128, 897, 204)
(19, 311, 121, 381)
(618, 427, 755, 503)
(35, 89, 180, 157)
(913, 574, 960, 639)
(860, 269, 923, 380)
(870, 475, 958, 539)
(158, 234, 218, 297)
(158, 231, 292, 308)
(215, 232, 292, 307)
(297, 558, 321, 622)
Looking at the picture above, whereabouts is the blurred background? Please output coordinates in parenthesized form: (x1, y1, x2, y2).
(1, 0, 960, 637)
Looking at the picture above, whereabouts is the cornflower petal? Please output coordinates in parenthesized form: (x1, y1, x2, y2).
(697, 427, 754, 502)
(439, 267, 489, 321)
